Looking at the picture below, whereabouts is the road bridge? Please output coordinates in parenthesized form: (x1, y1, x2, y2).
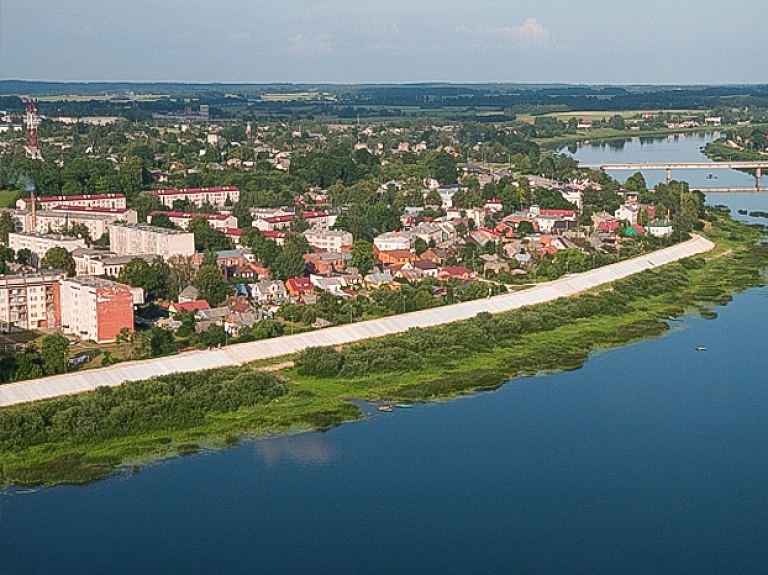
(0, 235, 715, 408)
(581, 161, 768, 189)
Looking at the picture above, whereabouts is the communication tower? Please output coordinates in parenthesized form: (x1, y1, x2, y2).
(24, 98, 43, 160)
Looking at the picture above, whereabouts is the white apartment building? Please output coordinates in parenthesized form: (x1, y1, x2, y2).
(16, 193, 127, 211)
(303, 230, 354, 252)
(150, 186, 240, 208)
(108, 223, 195, 258)
(149, 211, 238, 231)
(59, 277, 134, 343)
(8, 232, 87, 265)
(33, 207, 138, 239)
(0, 271, 66, 331)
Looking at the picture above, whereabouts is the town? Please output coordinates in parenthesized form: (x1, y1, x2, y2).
(0, 97, 712, 382)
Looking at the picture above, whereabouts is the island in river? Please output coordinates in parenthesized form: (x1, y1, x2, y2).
(0, 207, 766, 485)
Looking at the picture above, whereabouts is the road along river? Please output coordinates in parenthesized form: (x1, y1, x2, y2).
(0, 235, 714, 407)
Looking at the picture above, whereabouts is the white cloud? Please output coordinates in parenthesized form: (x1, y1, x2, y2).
(287, 33, 333, 56)
(458, 18, 553, 49)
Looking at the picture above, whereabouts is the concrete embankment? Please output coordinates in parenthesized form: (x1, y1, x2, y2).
(0, 235, 715, 407)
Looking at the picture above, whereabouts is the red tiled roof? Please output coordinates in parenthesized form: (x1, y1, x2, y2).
(151, 186, 239, 196)
(170, 300, 210, 313)
(441, 266, 472, 276)
(36, 193, 125, 203)
(150, 211, 232, 221)
(301, 210, 327, 219)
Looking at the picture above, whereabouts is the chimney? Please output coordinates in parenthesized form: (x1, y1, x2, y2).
(30, 189, 37, 231)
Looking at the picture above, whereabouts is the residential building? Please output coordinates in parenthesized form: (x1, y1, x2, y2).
(615, 203, 641, 225)
(373, 230, 414, 252)
(33, 207, 137, 239)
(377, 249, 418, 266)
(108, 223, 195, 258)
(149, 211, 238, 231)
(8, 232, 87, 266)
(177, 285, 200, 303)
(250, 280, 287, 303)
(59, 277, 134, 343)
(0, 271, 66, 331)
(303, 230, 353, 252)
(648, 221, 674, 238)
(168, 300, 211, 315)
(16, 193, 126, 211)
(285, 277, 314, 296)
(305, 252, 346, 276)
(149, 186, 240, 208)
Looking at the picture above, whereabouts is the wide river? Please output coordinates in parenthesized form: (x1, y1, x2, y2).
(2, 134, 768, 575)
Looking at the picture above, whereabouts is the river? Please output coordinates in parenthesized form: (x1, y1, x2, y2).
(2, 135, 768, 575)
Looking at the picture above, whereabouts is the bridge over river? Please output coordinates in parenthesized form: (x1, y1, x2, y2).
(581, 161, 768, 189)
(0, 236, 715, 408)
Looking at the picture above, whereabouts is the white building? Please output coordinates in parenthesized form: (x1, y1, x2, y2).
(150, 186, 240, 208)
(0, 271, 66, 331)
(59, 277, 134, 343)
(16, 193, 127, 211)
(108, 223, 195, 258)
(33, 207, 137, 239)
(8, 232, 87, 266)
(149, 211, 238, 231)
(373, 231, 414, 252)
(615, 203, 641, 225)
(303, 230, 353, 252)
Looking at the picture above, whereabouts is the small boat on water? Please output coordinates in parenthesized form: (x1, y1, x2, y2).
(377, 404, 393, 412)
(695, 347, 707, 351)
(395, 403, 413, 409)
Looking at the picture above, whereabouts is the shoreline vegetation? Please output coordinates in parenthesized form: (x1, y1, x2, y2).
(0, 210, 766, 485)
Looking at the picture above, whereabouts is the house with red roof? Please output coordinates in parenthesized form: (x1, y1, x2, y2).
(285, 277, 314, 296)
(168, 300, 210, 315)
(438, 266, 476, 281)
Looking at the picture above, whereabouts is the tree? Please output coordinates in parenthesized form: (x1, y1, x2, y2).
(188, 216, 232, 252)
(517, 221, 535, 236)
(131, 192, 162, 222)
(609, 115, 626, 131)
(624, 172, 647, 192)
(414, 237, 428, 256)
(350, 240, 375, 275)
(425, 189, 443, 208)
(40, 247, 75, 276)
(194, 264, 231, 306)
(150, 213, 177, 229)
(15, 248, 33, 266)
(41, 333, 69, 375)
(0, 212, 15, 245)
(270, 235, 308, 280)
(429, 151, 458, 184)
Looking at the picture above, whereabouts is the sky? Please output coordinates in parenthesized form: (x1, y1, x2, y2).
(0, 0, 764, 85)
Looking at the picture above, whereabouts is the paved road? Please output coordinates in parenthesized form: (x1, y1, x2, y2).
(0, 235, 715, 408)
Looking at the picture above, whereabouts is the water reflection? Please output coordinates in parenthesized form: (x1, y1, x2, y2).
(254, 433, 335, 467)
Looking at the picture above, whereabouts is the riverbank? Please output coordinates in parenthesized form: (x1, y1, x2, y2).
(537, 126, 724, 150)
(0, 211, 766, 485)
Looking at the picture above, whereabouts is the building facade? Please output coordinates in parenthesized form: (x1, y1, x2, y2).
(150, 186, 240, 208)
(33, 207, 138, 239)
(149, 211, 238, 231)
(17, 193, 127, 211)
(0, 271, 66, 331)
(108, 224, 195, 258)
(59, 277, 134, 343)
(8, 232, 87, 265)
(303, 230, 353, 252)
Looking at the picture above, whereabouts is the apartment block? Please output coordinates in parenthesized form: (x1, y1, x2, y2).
(33, 207, 138, 239)
(0, 271, 66, 331)
(16, 193, 127, 211)
(148, 211, 238, 231)
(150, 186, 240, 208)
(108, 223, 195, 258)
(8, 232, 87, 265)
(59, 277, 134, 343)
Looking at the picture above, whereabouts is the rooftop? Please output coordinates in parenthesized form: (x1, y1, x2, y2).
(151, 186, 239, 196)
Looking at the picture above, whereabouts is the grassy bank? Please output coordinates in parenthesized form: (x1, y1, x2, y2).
(0, 211, 766, 485)
(537, 126, 727, 150)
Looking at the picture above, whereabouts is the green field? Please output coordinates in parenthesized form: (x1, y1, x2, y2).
(0, 190, 20, 208)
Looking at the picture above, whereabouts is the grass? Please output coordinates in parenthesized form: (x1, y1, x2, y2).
(0, 190, 20, 208)
(0, 212, 765, 485)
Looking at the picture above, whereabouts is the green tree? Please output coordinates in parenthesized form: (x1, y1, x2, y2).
(350, 240, 375, 275)
(15, 248, 33, 266)
(414, 237, 428, 256)
(150, 212, 177, 229)
(194, 264, 231, 306)
(188, 216, 232, 252)
(609, 115, 626, 130)
(0, 212, 15, 245)
(40, 247, 75, 276)
(41, 333, 69, 375)
(132, 192, 162, 223)
(429, 151, 458, 184)
(270, 234, 308, 280)
(425, 189, 443, 208)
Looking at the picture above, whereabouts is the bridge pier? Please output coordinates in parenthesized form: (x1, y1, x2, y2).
(666, 168, 672, 184)
(757, 168, 762, 191)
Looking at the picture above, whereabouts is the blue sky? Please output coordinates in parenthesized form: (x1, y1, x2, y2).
(0, 0, 763, 84)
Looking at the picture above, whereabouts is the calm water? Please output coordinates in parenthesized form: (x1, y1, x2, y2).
(2, 141, 768, 575)
(561, 132, 768, 190)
